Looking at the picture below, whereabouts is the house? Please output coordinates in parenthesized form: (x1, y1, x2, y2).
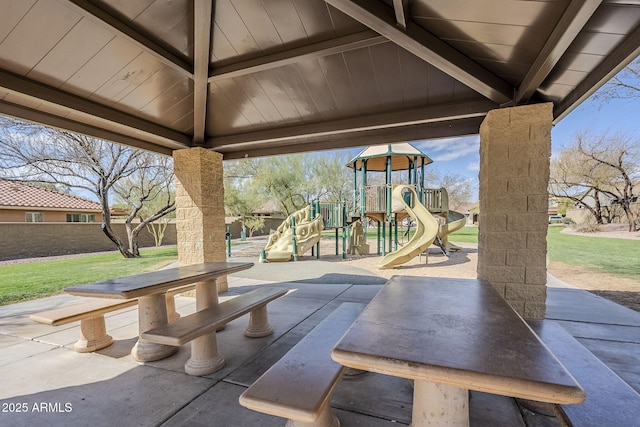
(0, 179, 102, 223)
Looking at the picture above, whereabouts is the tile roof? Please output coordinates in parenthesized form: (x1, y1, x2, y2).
(0, 179, 101, 211)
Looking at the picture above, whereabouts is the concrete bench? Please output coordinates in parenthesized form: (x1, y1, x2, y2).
(29, 298, 137, 352)
(530, 320, 640, 427)
(30, 283, 197, 353)
(142, 286, 288, 375)
(240, 302, 365, 427)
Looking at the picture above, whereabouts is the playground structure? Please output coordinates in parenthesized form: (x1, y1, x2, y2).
(377, 185, 440, 269)
(261, 143, 466, 267)
(346, 143, 467, 268)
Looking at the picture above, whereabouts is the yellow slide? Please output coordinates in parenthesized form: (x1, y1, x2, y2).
(264, 205, 324, 262)
(378, 185, 439, 269)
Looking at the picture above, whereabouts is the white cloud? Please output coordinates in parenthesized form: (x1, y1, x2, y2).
(467, 161, 480, 172)
(414, 136, 480, 162)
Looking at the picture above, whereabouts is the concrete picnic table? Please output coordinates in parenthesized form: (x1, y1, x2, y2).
(65, 262, 253, 362)
(331, 276, 585, 426)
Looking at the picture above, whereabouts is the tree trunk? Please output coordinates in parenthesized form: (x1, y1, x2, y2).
(621, 202, 637, 232)
(101, 222, 135, 258)
(99, 191, 135, 258)
(593, 191, 604, 224)
(124, 220, 141, 257)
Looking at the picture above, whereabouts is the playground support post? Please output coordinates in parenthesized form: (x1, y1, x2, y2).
(360, 159, 367, 219)
(291, 216, 298, 262)
(313, 200, 321, 259)
(388, 220, 393, 254)
(393, 216, 398, 252)
(381, 221, 386, 256)
(310, 203, 316, 258)
(342, 226, 347, 259)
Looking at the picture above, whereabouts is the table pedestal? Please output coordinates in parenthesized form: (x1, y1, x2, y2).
(132, 294, 178, 362)
(185, 280, 225, 375)
(412, 381, 468, 427)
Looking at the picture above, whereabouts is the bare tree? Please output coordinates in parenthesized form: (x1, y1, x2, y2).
(550, 129, 639, 231)
(0, 117, 175, 257)
(114, 153, 175, 255)
(594, 57, 640, 102)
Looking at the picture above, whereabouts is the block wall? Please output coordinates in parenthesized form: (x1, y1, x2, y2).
(478, 103, 552, 320)
(0, 223, 176, 260)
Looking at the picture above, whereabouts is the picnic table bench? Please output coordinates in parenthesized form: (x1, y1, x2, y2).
(29, 298, 138, 352)
(531, 320, 640, 427)
(65, 262, 256, 374)
(30, 283, 197, 353)
(240, 302, 365, 426)
(331, 276, 586, 426)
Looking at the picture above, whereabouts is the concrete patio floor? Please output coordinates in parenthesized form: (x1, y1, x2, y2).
(0, 256, 638, 427)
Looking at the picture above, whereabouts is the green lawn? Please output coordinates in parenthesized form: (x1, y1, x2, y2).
(447, 226, 479, 243)
(0, 248, 178, 306)
(546, 226, 640, 278)
(448, 225, 639, 279)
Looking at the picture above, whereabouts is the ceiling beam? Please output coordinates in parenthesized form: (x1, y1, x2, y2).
(193, 0, 213, 145)
(554, 20, 640, 122)
(0, 69, 192, 147)
(515, 0, 601, 104)
(324, 0, 513, 104)
(208, 100, 495, 151)
(64, 0, 193, 78)
(393, 0, 409, 30)
(219, 117, 484, 160)
(208, 30, 386, 82)
(0, 100, 176, 155)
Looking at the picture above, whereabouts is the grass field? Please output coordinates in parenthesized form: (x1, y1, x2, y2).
(546, 227, 640, 278)
(0, 226, 637, 305)
(448, 226, 639, 278)
(0, 248, 178, 306)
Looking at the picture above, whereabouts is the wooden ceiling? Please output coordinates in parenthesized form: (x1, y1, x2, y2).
(1, 0, 639, 159)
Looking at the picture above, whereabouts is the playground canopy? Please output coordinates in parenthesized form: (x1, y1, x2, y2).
(1, 1, 639, 158)
(347, 143, 433, 171)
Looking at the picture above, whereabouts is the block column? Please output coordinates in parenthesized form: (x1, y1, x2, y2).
(173, 147, 228, 292)
(478, 103, 552, 320)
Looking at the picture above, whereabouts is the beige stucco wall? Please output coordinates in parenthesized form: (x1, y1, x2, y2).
(0, 208, 102, 223)
(477, 103, 552, 320)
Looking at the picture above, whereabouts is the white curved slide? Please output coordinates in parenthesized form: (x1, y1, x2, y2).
(438, 210, 466, 252)
(378, 185, 440, 269)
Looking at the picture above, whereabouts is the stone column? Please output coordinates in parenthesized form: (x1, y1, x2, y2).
(173, 147, 228, 292)
(477, 103, 552, 320)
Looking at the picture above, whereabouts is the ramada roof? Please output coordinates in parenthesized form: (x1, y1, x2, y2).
(0, 180, 101, 212)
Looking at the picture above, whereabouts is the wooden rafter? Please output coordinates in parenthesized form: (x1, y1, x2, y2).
(208, 100, 495, 151)
(324, 0, 514, 104)
(516, 0, 601, 104)
(219, 117, 485, 160)
(208, 31, 386, 82)
(0, 69, 192, 148)
(64, 0, 193, 78)
(193, 0, 213, 145)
